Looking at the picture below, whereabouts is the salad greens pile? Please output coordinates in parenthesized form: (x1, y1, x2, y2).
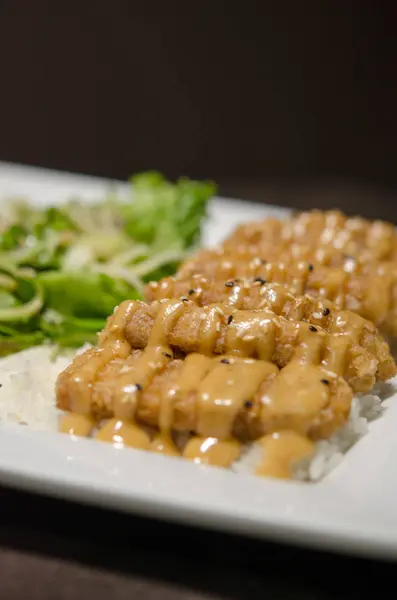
(0, 171, 215, 355)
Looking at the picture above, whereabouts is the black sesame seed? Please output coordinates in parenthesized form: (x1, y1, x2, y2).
(181, 297, 189, 302)
(308, 264, 314, 271)
(309, 325, 318, 332)
(244, 400, 253, 409)
(220, 358, 230, 364)
(321, 379, 330, 385)
(254, 277, 266, 285)
(225, 281, 235, 288)
(260, 259, 267, 265)
(323, 308, 330, 316)
(188, 289, 196, 295)
(163, 352, 173, 358)
(136, 383, 143, 391)
(227, 315, 233, 325)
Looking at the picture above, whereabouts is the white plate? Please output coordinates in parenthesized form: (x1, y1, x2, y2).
(0, 162, 396, 561)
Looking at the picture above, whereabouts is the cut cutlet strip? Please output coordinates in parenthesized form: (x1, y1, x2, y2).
(145, 276, 396, 382)
(222, 209, 397, 265)
(57, 297, 186, 416)
(175, 251, 397, 335)
(56, 299, 140, 414)
(57, 350, 353, 441)
(99, 298, 388, 393)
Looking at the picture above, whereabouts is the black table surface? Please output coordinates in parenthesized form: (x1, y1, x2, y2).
(0, 482, 394, 600)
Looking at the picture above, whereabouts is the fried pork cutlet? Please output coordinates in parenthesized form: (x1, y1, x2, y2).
(175, 252, 397, 336)
(57, 346, 352, 443)
(222, 209, 397, 265)
(57, 338, 352, 476)
(120, 298, 394, 392)
(56, 298, 394, 395)
(145, 278, 395, 382)
(55, 297, 367, 477)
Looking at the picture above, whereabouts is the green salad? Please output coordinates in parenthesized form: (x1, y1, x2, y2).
(0, 171, 215, 355)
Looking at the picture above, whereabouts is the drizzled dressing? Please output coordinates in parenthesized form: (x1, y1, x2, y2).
(121, 298, 385, 393)
(66, 300, 138, 414)
(176, 240, 397, 332)
(59, 413, 95, 437)
(255, 431, 314, 479)
(150, 433, 180, 456)
(196, 359, 277, 439)
(159, 353, 213, 432)
(95, 418, 151, 449)
(58, 297, 352, 478)
(183, 436, 240, 468)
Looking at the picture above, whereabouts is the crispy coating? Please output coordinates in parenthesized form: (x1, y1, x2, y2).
(94, 298, 392, 392)
(56, 208, 397, 463)
(175, 253, 397, 335)
(222, 210, 397, 265)
(56, 349, 352, 441)
(176, 209, 397, 334)
(145, 280, 396, 384)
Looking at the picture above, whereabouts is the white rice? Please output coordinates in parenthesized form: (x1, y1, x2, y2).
(0, 345, 88, 430)
(0, 346, 394, 482)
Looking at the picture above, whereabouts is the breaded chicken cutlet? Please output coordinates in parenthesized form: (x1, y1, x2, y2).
(57, 298, 395, 397)
(55, 208, 397, 479)
(222, 209, 397, 265)
(57, 348, 353, 443)
(176, 252, 397, 335)
(145, 278, 396, 383)
(57, 295, 354, 470)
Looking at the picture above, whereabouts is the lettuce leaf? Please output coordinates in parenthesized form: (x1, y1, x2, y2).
(37, 270, 140, 319)
(123, 172, 216, 251)
(40, 310, 105, 347)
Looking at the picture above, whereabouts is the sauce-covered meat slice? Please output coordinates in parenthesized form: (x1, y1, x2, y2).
(57, 352, 352, 444)
(173, 252, 397, 336)
(145, 277, 396, 382)
(223, 209, 397, 265)
(102, 299, 395, 392)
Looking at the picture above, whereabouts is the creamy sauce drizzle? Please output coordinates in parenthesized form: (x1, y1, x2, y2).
(226, 310, 276, 360)
(322, 336, 349, 376)
(255, 431, 314, 479)
(183, 436, 241, 467)
(160, 353, 213, 432)
(199, 306, 223, 355)
(103, 299, 187, 422)
(150, 433, 180, 456)
(59, 413, 95, 437)
(261, 363, 330, 435)
(68, 300, 137, 414)
(57, 290, 357, 479)
(197, 359, 277, 439)
(95, 418, 150, 449)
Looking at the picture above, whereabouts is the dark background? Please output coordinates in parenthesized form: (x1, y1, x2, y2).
(0, 2, 396, 218)
(0, 6, 397, 597)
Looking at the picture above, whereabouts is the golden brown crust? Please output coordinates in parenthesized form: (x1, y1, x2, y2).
(222, 209, 397, 265)
(145, 278, 396, 383)
(172, 209, 397, 335)
(171, 253, 397, 335)
(98, 299, 391, 392)
(56, 349, 352, 442)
